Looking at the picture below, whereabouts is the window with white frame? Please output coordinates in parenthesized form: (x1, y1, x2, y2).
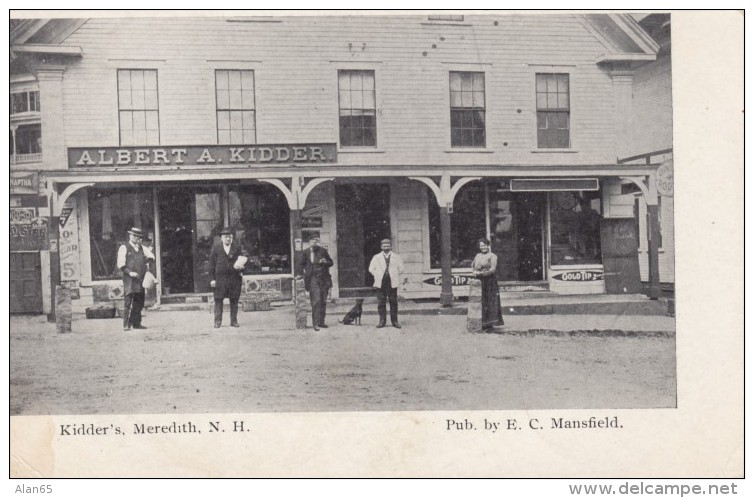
(117, 69, 160, 146)
(215, 70, 256, 144)
(338, 70, 376, 147)
(536, 73, 570, 148)
(10, 90, 40, 114)
(10, 87, 42, 162)
(450, 71, 486, 147)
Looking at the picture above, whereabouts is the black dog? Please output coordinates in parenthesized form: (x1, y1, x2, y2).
(338, 299, 364, 325)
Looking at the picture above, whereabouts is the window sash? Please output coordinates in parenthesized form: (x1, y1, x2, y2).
(338, 70, 377, 147)
(10, 91, 40, 114)
(450, 72, 486, 147)
(216, 70, 257, 144)
(535, 73, 570, 111)
(535, 73, 570, 148)
(118, 69, 160, 145)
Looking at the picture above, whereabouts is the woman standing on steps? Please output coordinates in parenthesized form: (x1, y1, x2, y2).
(472, 238, 504, 330)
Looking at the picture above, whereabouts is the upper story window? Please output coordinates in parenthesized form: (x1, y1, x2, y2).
(10, 86, 42, 164)
(450, 71, 486, 148)
(215, 70, 256, 144)
(338, 70, 376, 147)
(10, 91, 40, 115)
(536, 73, 570, 148)
(117, 69, 160, 146)
(11, 124, 42, 155)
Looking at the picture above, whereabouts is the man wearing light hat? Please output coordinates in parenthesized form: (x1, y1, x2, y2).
(208, 226, 247, 328)
(368, 238, 405, 328)
(117, 227, 155, 331)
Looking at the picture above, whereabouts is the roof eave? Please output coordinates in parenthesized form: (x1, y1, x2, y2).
(11, 44, 83, 57)
(609, 13, 661, 55)
(595, 53, 657, 65)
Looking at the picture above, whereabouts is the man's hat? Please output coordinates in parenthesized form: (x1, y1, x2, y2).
(308, 233, 320, 241)
(220, 226, 234, 235)
(127, 227, 145, 237)
(380, 238, 391, 245)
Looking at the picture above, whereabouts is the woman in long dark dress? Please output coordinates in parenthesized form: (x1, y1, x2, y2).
(472, 238, 504, 329)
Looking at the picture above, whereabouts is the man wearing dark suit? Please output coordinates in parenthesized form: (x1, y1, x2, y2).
(118, 227, 155, 331)
(209, 226, 246, 328)
(298, 235, 333, 331)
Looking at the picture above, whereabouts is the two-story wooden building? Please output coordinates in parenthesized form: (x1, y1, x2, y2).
(10, 13, 667, 314)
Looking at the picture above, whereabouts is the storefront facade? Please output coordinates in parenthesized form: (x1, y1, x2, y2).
(51, 163, 656, 312)
(10, 14, 666, 313)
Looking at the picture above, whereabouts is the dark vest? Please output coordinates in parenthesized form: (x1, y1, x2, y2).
(122, 244, 148, 295)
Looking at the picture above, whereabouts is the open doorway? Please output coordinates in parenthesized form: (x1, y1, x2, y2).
(335, 183, 391, 295)
(158, 188, 223, 294)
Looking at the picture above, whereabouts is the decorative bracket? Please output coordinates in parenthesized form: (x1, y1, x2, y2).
(54, 182, 95, 216)
(620, 175, 658, 206)
(260, 176, 334, 210)
(409, 174, 482, 209)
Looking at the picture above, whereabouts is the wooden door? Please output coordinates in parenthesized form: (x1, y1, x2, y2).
(10, 252, 43, 313)
(600, 218, 642, 294)
(336, 186, 366, 288)
(158, 189, 194, 294)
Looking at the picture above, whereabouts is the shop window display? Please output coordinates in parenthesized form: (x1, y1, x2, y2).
(228, 185, 291, 274)
(89, 189, 155, 279)
(549, 190, 602, 265)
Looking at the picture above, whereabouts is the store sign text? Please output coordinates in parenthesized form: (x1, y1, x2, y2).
(10, 172, 38, 194)
(69, 144, 337, 168)
(10, 218, 49, 251)
(552, 270, 604, 282)
(10, 208, 36, 224)
(423, 275, 475, 286)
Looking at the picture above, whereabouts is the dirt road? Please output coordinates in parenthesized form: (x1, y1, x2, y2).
(10, 310, 676, 415)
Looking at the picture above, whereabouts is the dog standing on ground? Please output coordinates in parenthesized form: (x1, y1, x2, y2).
(338, 299, 364, 325)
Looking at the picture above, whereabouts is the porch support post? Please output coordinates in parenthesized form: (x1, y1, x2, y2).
(622, 175, 660, 299)
(48, 184, 72, 332)
(47, 186, 59, 323)
(646, 176, 661, 300)
(439, 203, 453, 307)
(438, 174, 453, 307)
(48, 182, 95, 325)
(290, 208, 303, 276)
(152, 187, 162, 306)
(291, 207, 308, 329)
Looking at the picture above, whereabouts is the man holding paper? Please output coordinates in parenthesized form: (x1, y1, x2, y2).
(209, 226, 247, 328)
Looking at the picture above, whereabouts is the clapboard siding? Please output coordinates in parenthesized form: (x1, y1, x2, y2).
(61, 14, 620, 164)
(630, 52, 673, 156)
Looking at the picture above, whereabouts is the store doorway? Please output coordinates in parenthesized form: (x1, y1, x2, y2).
(488, 190, 545, 282)
(158, 188, 223, 294)
(335, 183, 391, 294)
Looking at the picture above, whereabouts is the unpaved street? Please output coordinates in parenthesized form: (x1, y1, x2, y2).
(10, 310, 676, 415)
